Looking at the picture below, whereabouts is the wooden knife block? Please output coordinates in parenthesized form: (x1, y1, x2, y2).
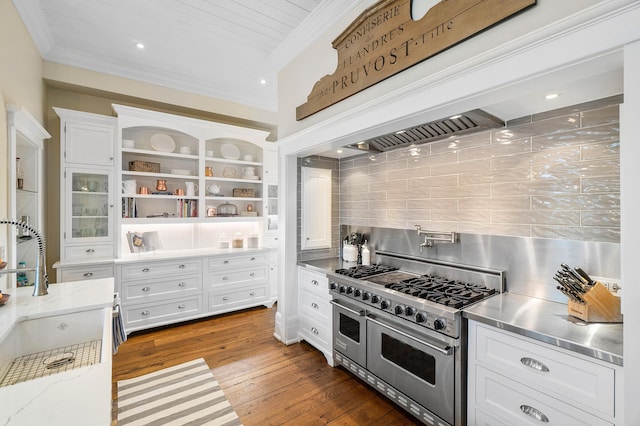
(567, 282, 622, 323)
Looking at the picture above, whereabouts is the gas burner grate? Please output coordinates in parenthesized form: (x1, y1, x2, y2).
(334, 265, 398, 279)
(385, 274, 496, 308)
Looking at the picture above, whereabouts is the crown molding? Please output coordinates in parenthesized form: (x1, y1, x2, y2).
(12, 0, 54, 56)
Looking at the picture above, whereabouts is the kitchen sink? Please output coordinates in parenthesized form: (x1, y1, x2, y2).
(0, 308, 110, 387)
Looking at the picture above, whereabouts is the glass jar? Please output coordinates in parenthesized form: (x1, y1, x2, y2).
(247, 233, 259, 249)
(16, 157, 24, 189)
(232, 232, 244, 249)
(218, 233, 230, 249)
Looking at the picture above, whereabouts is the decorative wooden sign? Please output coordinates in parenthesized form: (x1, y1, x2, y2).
(296, 0, 536, 120)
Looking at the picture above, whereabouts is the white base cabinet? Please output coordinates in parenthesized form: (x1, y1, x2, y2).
(468, 320, 622, 425)
(117, 250, 275, 333)
(297, 266, 333, 366)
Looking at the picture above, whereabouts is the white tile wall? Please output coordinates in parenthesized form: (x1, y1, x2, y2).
(339, 102, 620, 243)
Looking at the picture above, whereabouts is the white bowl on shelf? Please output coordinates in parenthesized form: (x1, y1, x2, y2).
(122, 139, 135, 149)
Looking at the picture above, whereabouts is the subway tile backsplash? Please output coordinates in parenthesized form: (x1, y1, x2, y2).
(338, 100, 621, 243)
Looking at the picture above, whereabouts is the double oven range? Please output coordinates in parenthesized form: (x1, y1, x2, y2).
(328, 251, 505, 426)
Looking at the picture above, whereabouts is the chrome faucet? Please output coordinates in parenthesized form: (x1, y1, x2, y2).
(0, 219, 48, 296)
(414, 225, 457, 253)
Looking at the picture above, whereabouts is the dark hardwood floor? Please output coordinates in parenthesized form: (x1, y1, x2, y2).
(112, 304, 420, 425)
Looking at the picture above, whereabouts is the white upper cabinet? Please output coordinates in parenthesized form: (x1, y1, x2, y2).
(301, 167, 332, 250)
(62, 116, 116, 166)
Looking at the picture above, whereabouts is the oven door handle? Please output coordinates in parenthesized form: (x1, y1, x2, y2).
(330, 299, 365, 316)
(367, 315, 453, 356)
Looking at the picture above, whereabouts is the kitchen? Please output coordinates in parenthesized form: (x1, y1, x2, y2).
(0, 0, 639, 425)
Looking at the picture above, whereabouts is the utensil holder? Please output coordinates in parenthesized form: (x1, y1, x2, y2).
(567, 282, 622, 323)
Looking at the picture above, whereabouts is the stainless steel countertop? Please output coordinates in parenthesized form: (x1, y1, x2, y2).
(298, 257, 623, 366)
(464, 293, 623, 366)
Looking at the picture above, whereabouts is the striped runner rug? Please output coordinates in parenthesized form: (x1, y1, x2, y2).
(117, 358, 243, 426)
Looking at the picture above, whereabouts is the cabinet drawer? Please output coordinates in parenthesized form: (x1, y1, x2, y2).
(207, 253, 267, 270)
(299, 268, 328, 296)
(122, 275, 202, 304)
(124, 297, 202, 328)
(64, 244, 114, 260)
(299, 316, 331, 351)
(209, 266, 267, 285)
(300, 290, 331, 322)
(59, 265, 114, 282)
(475, 366, 612, 426)
(208, 285, 267, 310)
(475, 324, 615, 416)
(120, 258, 202, 280)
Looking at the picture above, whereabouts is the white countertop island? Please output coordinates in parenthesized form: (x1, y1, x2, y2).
(0, 278, 114, 426)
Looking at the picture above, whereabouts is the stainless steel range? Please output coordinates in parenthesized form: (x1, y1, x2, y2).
(328, 251, 505, 426)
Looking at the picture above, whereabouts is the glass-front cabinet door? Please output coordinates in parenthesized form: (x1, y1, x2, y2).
(266, 183, 278, 232)
(64, 167, 114, 242)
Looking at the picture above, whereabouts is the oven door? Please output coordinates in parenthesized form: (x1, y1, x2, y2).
(366, 314, 455, 425)
(331, 298, 366, 367)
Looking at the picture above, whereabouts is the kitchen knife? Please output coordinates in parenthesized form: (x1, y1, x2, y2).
(574, 267, 595, 287)
(561, 263, 589, 287)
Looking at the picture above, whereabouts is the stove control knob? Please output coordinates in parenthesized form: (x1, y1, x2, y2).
(329, 282, 338, 290)
(415, 312, 427, 323)
(353, 288, 362, 297)
(362, 292, 370, 301)
(339, 285, 347, 293)
(371, 295, 380, 304)
(434, 318, 447, 331)
(405, 306, 415, 316)
(381, 300, 391, 310)
(395, 305, 405, 315)
(346, 286, 354, 294)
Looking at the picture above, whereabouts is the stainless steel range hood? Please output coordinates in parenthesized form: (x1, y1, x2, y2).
(347, 109, 504, 153)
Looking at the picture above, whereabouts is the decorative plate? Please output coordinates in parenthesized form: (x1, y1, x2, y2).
(223, 167, 237, 178)
(221, 143, 240, 160)
(150, 133, 176, 153)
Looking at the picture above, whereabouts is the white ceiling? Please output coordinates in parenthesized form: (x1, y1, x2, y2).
(13, 0, 350, 112)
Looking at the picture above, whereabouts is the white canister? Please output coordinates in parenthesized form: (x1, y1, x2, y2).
(342, 243, 357, 262)
(361, 242, 371, 266)
(247, 234, 259, 248)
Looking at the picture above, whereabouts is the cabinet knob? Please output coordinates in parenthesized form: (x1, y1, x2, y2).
(142, 286, 150, 292)
(178, 304, 186, 309)
(311, 302, 319, 309)
(223, 296, 229, 301)
(141, 310, 150, 316)
(311, 280, 319, 286)
(178, 282, 185, 287)
(250, 291, 256, 296)
(109, 156, 114, 161)
(222, 276, 229, 281)
(142, 268, 150, 272)
(178, 264, 186, 269)
(250, 272, 255, 277)
(520, 405, 549, 423)
(311, 327, 319, 334)
(83, 272, 94, 277)
(85, 249, 95, 253)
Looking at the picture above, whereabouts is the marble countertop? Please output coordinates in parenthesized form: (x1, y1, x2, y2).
(298, 257, 623, 366)
(0, 278, 115, 425)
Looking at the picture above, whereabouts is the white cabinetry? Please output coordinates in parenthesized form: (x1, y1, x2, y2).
(54, 108, 117, 270)
(468, 320, 622, 425)
(4, 105, 50, 290)
(298, 267, 333, 365)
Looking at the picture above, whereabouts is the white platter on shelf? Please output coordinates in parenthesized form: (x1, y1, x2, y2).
(241, 175, 260, 180)
(170, 168, 192, 175)
(221, 143, 240, 160)
(150, 133, 176, 153)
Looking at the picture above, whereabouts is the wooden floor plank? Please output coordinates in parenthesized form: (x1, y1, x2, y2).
(112, 305, 420, 425)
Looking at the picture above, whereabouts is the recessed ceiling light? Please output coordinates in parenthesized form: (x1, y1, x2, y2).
(545, 92, 560, 100)
(337, 149, 343, 154)
(260, 79, 267, 85)
(136, 42, 145, 49)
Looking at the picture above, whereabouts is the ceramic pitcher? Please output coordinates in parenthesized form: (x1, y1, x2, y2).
(185, 181, 198, 196)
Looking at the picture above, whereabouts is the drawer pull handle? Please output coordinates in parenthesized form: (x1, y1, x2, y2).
(250, 257, 256, 261)
(83, 272, 94, 277)
(141, 310, 150, 316)
(142, 286, 150, 292)
(223, 296, 229, 301)
(85, 249, 95, 253)
(178, 264, 186, 269)
(311, 302, 319, 309)
(311, 280, 319, 286)
(222, 276, 229, 281)
(520, 405, 549, 422)
(250, 272, 255, 277)
(142, 268, 150, 273)
(520, 357, 549, 372)
(178, 282, 185, 287)
(311, 327, 319, 334)
(223, 260, 229, 264)
(250, 291, 256, 296)
(178, 304, 186, 309)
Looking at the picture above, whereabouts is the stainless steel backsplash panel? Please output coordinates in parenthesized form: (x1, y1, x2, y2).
(341, 225, 620, 303)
